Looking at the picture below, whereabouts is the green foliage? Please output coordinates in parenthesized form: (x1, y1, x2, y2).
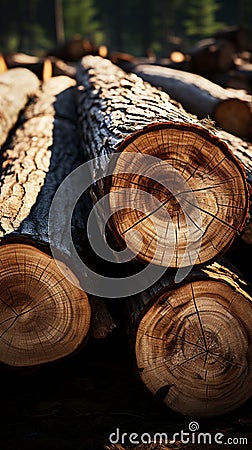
(0, 0, 252, 56)
(184, 0, 224, 39)
(63, 0, 104, 43)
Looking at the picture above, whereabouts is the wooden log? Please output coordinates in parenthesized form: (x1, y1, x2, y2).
(76, 55, 249, 269)
(110, 51, 138, 72)
(0, 68, 40, 149)
(4, 53, 51, 81)
(47, 36, 97, 62)
(236, 64, 252, 85)
(50, 57, 77, 78)
(0, 53, 7, 73)
(4, 52, 76, 80)
(91, 297, 116, 339)
(169, 50, 186, 64)
(0, 76, 91, 367)
(196, 128, 252, 246)
(213, 130, 252, 183)
(215, 26, 249, 51)
(124, 261, 252, 417)
(211, 71, 252, 94)
(133, 64, 252, 138)
(190, 38, 235, 75)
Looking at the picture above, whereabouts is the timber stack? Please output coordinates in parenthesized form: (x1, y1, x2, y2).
(0, 50, 252, 418)
(76, 55, 252, 417)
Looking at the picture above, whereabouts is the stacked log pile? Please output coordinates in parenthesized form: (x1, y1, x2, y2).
(1, 45, 252, 418)
(76, 56, 248, 268)
(132, 64, 252, 138)
(2, 52, 77, 80)
(76, 55, 252, 416)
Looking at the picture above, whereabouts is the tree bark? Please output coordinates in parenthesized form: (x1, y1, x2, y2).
(0, 52, 7, 74)
(0, 68, 40, 148)
(213, 130, 252, 246)
(133, 64, 252, 138)
(0, 76, 92, 368)
(76, 55, 249, 270)
(4, 53, 52, 81)
(124, 261, 252, 417)
(213, 130, 252, 182)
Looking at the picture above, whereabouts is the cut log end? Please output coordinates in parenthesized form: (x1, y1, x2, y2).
(109, 122, 248, 268)
(42, 58, 53, 82)
(213, 98, 252, 138)
(0, 53, 7, 74)
(0, 243, 91, 368)
(135, 278, 252, 417)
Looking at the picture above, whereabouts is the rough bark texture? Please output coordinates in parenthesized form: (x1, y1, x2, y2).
(0, 76, 88, 250)
(133, 64, 252, 138)
(76, 55, 249, 269)
(213, 130, 252, 183)
(91, 297, 116, 339)
(0, 68, 40, 148)
(215, 26, 249, 51)
(124, 261, 252, 417)
(0, 76, 92, 367)
(213, 130, 252, 246)
(211, 71, 252, 94)
(47, 37, 97, 62)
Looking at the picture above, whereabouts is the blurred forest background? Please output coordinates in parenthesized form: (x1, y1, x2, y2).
(0, 0, 252, 57)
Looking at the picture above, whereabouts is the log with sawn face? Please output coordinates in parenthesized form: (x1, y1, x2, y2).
(133, 64, 252, 138)
(124, 261, 252, 417)
(77, 56, 249, 269)
(0, 76, 91, 367)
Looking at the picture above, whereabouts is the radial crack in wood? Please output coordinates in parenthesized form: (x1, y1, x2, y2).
(130, 263, 252, 417)
(0, 244, 91, 367)
(77, 56, 249, 269)
(0, 76, 92, 367)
